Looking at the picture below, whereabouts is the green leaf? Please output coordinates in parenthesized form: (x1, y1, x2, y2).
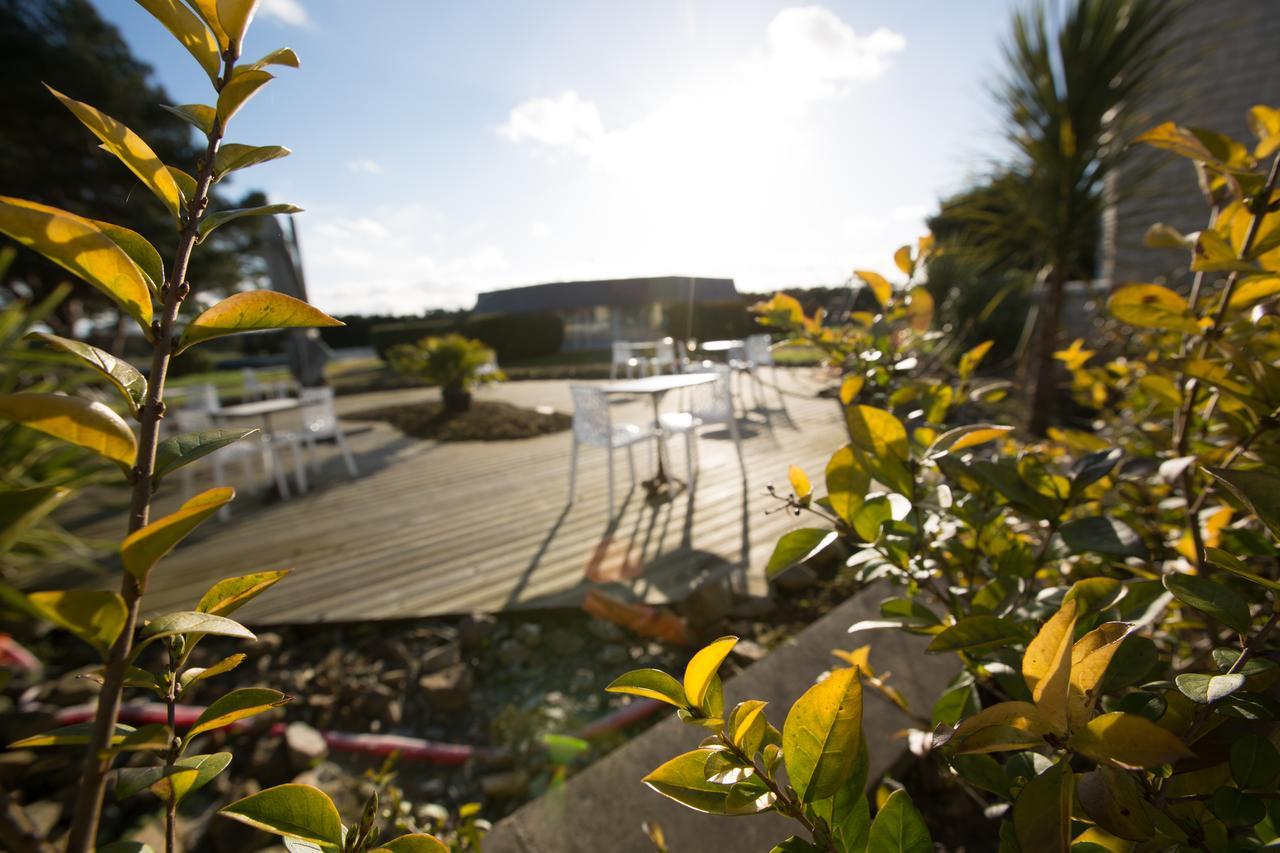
(219, 783, 345, 848)
(153, 428, 259, 483)
(852, 494, 893, 542)
(971, 460, 1060, 520)
(1162, 572, 1252, 634)
(27, 589, 127, 656)
(1070, 448, 1122, 490)
(47, 86, 184, 221)
(1058, 517, 1147, 560)
(179, 653, 247, 692)
(1070, 712, 1194, 768)
(845, 405, 908, 461)
(1209, 786, 1266, 828)
(0, 197, 153, 330)
(196, 569, 291, 617)
(866, 789, 932, 853)
(188, 687, 289, 739)
(120, 487, 235, 580)
(116, 764, 196, 801)
(0, 487, 72, 554)
(642, 748, 774, 815)
(216, 69, 273, 125)
(604, 669, 688, 709)
(375, 835, 450, 853)
(160, 103, 216, 135)
(769, 837, 822, 853)
(1012, 762, 1072, 853)
(1205, 466, 1280, 541)
(950, 754, 1011, 798)
(166, 167, 198, 204)
(926, 424, 1012, 457)
(134, 0, 221, 82)
(0, 392, 137, 466)
(1204, 547, 1280, 593)
(926, 615, 1028, 653)
(27, 333, 147, 416)
(178, 290, 338, 352)
(10, 722, 137, 748)
(1211, 647, 1277, 676)
(1231, 734, 1280, 790)
(825, 445, 870, 526)
(728, 700, 769, 757)
(1175, 672, 1247, 705)
(766, 528, 838, 579)
(1076, 766, 1154, 842)
(141, 611, 255, 644)
(99, 843, 155, 853)
(1063, 578, 1126, 614)
(213, 144, 291, 180)
(198, 202, 302, 243)
(684, 636, 737, 712)
(783, 666, 863, 803)
(1108, 283, 1199, 333)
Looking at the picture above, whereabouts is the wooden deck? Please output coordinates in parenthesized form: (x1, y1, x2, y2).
(63, 371, 847, 625)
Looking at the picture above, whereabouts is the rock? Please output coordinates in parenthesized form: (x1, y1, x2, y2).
(729, 594, 778, 619)
(24, 800, 61, 838)
(456, 612, 498, 650)
(247, 631, 284, 655)
(45, 667, 101, 706)
(291, 761, 360, 817)
(418, 662, 474, 712)
(419, 642, 462, 674)
(514, 622, 543, 648)
(771, 564, 819, 592)
(495, 638, 530, 667)
(547, 629, 586, 656)
(248, 735, 292, 788)
(0, 750, 34, 785)
(676, 578, 734, 630)
(599, 644, 629, 665)
(731, 639, 768, 663)
(481, 769, 530, 799)
(285, 722, 328, 772)
(586, 618, 625, 643)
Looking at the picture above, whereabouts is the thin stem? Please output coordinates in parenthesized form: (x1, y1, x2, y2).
(1184, 606, 1280, 744)
(164, 642, 180, 853)
(716, 734, 834, 851)
(64, 51, 237, 853)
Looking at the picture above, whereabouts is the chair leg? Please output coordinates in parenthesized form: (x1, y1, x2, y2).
(627, 443, 636, 483)
(336, 427, 358, 478)
(567, 436, 579, 502)
(684, 431, 694, 486)
(607, 446, 616, 512)
(212, 458, 230, 520)
(290, 440, 309, 494)
(270, 446, 291, 500)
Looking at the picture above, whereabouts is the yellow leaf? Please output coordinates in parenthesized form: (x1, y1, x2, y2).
(179, 291, 342, 352)
(216, 0, 260, 53)
(1072, 827, 1135, 852)
(839, 375, 863, 405)
(788, 465, 812, 500)
(958, 340, 993, 379)
(47, 86, 184, 222)
(134, 0, 221, 82)
(1054, 338, 1095, 371)
(904, 286, 933, 332)
(0, 197, 153, 331)
(928, 424, 1013, 456)
(26, 589, 128, 657)
(196, 203, 302, 243)
(825, 445, 869, 526)
(917, 234, 935, 257)
(1229, 276, 1280, 310)
(950, 701, 1055, 754)
(750, 292, 805, 325)
(1248, 105, 1280, 159)
(1022, 599, 1078, 734)
(683, 636, 737, 711)
(188, 687, 288, 740)
(1176, 505, 1233, 561)
(188, 0, 229, 50)
(216, 69, 273, 125)
(0, 393, 136, 466)
(832, 645, 872, 674)
(1108, 284, 1198, 333)
(1067, 622, 1132, 730)
(855, 270, 892, 308)
(1070, 712, 1194, 769)
(893, 245, 913, 277)
(845, 405, 908, 460)
(120, 488, 235, 581)
(240, 47, 301, 73)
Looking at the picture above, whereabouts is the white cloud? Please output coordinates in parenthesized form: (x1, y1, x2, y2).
(259, 0, 311, 27)
(530, 221, 551, 238)
(346, 157, 384, 175)
(498, 91, 603, 156)
(752, 6, 905, 99)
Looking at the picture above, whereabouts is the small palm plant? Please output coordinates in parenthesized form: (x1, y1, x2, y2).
(387, 333, 500, 412)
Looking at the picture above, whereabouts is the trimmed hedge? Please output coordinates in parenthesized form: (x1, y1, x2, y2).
(664, 300, 753, 341)
(370, 313, 564, 363)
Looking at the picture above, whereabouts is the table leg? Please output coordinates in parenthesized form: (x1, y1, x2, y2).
(642, 390, 684, 503)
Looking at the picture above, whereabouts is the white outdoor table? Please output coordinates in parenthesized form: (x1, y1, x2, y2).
(214, 397, 303, 438)
(599, 372, 718, 501)
(697, 339, 745, 353)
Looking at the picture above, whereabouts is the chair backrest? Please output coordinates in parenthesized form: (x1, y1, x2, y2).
(296, 386, 336, 438)
(241, 368, 263, 399)
(611, 341, 634, 363)
(570, 385, 612, 445)
(688, 367, 733, 422)
(183, 382, 220, 412)
(655, 338, 677, 371)
(745, 334, 773, 366)
(171, 406, 217, 433)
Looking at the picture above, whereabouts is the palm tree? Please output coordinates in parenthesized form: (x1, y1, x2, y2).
(995, 0, 1180, 434)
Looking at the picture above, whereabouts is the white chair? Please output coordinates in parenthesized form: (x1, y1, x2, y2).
(170, 407, 292, 518)
(651, 337, 679, 375)
(287, 386, 359, 480)
(241, 368, 265, 402)
(568, 385, 656, 511)
(177, 382, 221, 413)
(733, 334, 780, 411)
(659, 366, 742, 484)
(610, 342, 645, 379)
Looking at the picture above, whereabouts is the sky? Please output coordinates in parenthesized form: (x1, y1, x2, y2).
(91, 1, 1018, 316)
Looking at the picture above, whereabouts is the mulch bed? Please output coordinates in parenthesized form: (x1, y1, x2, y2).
(346, 400, 571, 441)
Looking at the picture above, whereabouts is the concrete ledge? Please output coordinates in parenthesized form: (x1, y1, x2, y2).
(487, 587, 955, 852)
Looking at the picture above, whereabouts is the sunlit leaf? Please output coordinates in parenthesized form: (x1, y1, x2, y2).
(219, 783, 344, 848)
(241, 47, 301, 72)
(1070, 712, 1193, 768)
(854, 270, 892, 308)
(1205, 466, 1280, 541)
(0, 197, 153, 329)
(1107, 283, 1198, 333)
(10, 722, 137, 748)
(903, 287, 933, 332)
(1012, 762, 1072, 853)
(160, 103, 216, 135)
(1204, 547, 1280, 593)
(188, 0, 228, 48)
(766, 528, 838, 579)
(839, 375, 864, 405)
(26, 589, 127, 656)
(47, 86, 183, 221)
(948, 701, 1054, 754)
(1022, 599, 1078, 733)
(120, 487, 235, 580)
(1174, 671, 1246, 705)
(1228, 275, 1280, 309)
(0, 487, 72, 555)
(825, 445, 869, 526)
(196, 569, 291, 617)
(728, 700, 769, 756)
(845, 405, 908, 461)
(927, 424, 1012, 457)
(153, 428, 259, 483)
(926, 615, 1027, 654)
(684, 636, 737, 711)
(643, 748, 774, 815)
(213, 144, 291, 181)
(866, 788, 932, 853)
(374, 835, 450, 853)
(783, 666, 863, 803)
(140, 611, 255, 644)
(0, 393, 137, 465)
(216, 69, 273, 125)
(893, 245, 914, 277)
(25, 333, 146, 416)
(88, 219, 166, 294)
(605, 669, 688, 709)
(216, 0, 260, 53)
(1067, 622, 1132, 730)
(178, 290, 339, 351)
(188, 687, 288, 739)
(958, 340, 993, 380)
(1058, 517, 1147, 559)
(179, 653, 246, 692)
(134, 0, 221, 82)
(197, 202, 301, 244)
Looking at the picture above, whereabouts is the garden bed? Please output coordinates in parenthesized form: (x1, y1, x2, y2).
(345, 400, 571, 441)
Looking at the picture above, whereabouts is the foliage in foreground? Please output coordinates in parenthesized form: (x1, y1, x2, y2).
(0, 2, 444, 851)
(612, 106, 1280, 851)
